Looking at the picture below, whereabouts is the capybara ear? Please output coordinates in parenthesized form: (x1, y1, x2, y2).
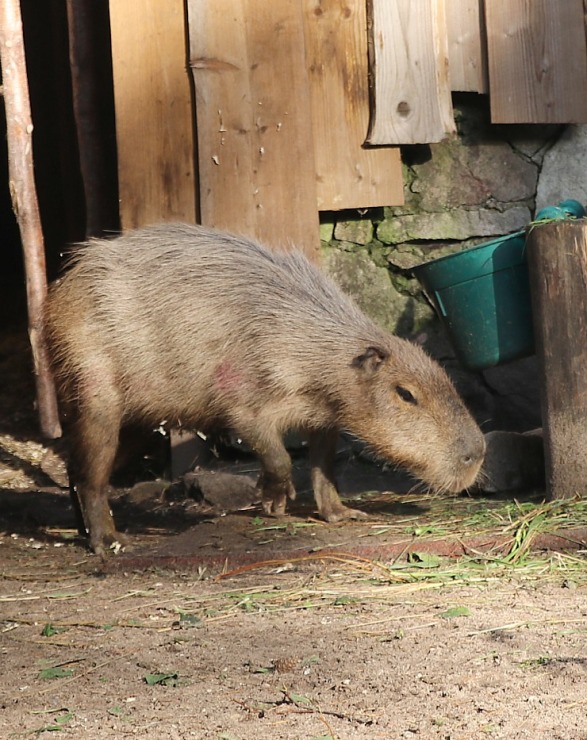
(351, 346, 389, 373)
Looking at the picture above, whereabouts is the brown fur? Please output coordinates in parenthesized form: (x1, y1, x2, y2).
(45, 223, 485, 553)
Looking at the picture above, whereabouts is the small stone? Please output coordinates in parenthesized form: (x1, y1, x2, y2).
(334, 219, 373, 245)
(272, 656, 300, 673)
(386, 249, 424, 270)
(323, 247, 421, 334)
(537, 125, 587, 210)
(319, 221, 334, 242)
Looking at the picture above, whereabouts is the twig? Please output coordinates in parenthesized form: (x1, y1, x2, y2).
(36, 649, 136, 695)
(215, 551, 400, 581)
(467, 617, 587, 636)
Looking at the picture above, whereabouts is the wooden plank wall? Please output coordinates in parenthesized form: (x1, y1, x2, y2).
(485, 0, 587, 123)
(365, 0, 455, 145)
(187, 0, 320, 259)
(446, 0, 487, 93)
(109, 0, 196, 230)
(303, 0, 403, 210)
(108, 0, 587, 240)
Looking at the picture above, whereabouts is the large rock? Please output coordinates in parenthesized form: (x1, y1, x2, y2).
(410, 137, 538, 210)
(322, 247, 434, 335)
(378, 206, 530, 244)
(482, 356, 542, 431)
(536, 125, 587, 210)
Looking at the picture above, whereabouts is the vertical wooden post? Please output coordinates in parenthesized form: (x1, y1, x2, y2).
(66, 0, 119, 237)
(0, 0, 61, 439)
(526, 220, 587, 499)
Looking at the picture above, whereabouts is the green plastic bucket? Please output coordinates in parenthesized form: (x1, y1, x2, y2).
(412, 233, 534, 370)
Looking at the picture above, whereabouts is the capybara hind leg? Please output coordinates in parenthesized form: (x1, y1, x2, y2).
(309, 429, 368, 522)
(72, 480, 122, 555)
(69, 397, 124, 554)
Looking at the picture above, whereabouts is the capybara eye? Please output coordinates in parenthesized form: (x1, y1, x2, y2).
(396, 385, 417, 405)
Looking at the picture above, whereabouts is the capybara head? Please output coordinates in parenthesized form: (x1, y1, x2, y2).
(342, 340, 485, 492)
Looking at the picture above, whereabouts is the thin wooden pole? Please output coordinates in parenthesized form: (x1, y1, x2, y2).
(0, 0, 61, 438)
(526, 220, 587, 499)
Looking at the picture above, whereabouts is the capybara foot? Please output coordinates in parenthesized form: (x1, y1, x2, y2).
(261, 497, 287, 516)
(89, 527, 129, 556)
(260, 478, 296, 516)
(320, 504, 369, 523)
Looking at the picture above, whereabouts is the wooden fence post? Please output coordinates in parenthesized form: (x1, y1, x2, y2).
(0, 0, 61, 439)
(526, 220, 587, 499)
(65, 0, 119, 238)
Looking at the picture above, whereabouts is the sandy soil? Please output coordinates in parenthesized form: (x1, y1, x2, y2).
(2, 533, 587, 740)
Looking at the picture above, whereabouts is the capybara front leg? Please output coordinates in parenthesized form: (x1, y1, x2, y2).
(246, 432, 296, 516)
(309, 429, 368, 522)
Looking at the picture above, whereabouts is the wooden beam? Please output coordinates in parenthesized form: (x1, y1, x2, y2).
(109, 0, 197, 229)
(365, 0, 455, 145)
(485, 0, 587, 123)
(526, 220, 587, 499)
(303, 0, 403, 210)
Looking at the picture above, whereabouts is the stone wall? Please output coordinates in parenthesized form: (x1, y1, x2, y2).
(321, 94, 585, 432)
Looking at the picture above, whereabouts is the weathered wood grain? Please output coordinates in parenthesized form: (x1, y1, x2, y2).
(527, 221, 587, 499)
(303, 0, 403, 210)
(485, 0, 587, 123)
(187, 0, 320, 258)
(366, 0, 455, 145)
(446, 0, 487, 92)
(109, 0, 196, 229)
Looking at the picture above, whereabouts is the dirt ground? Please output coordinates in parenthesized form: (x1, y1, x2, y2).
(2, 312, 587, 739)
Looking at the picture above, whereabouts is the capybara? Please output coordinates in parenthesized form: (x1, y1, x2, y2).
(45, 223, 485, 553)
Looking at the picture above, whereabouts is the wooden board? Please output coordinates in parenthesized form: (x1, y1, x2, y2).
(303, 0, 403, 210)
(527, 221, 587, 499)
(187, 0, 320, 259)
(365, 0, 455, 145)
(109, 0, 196, 229)
(485, 0, 587, 123)
(446, 0, 487, 93)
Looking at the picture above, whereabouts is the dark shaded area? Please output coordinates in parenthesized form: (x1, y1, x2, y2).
(1, 0, 119, 292)
(20, 0, 85, 276)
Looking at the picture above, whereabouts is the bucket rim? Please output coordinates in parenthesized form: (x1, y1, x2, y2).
(412, 231, 526, 290)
